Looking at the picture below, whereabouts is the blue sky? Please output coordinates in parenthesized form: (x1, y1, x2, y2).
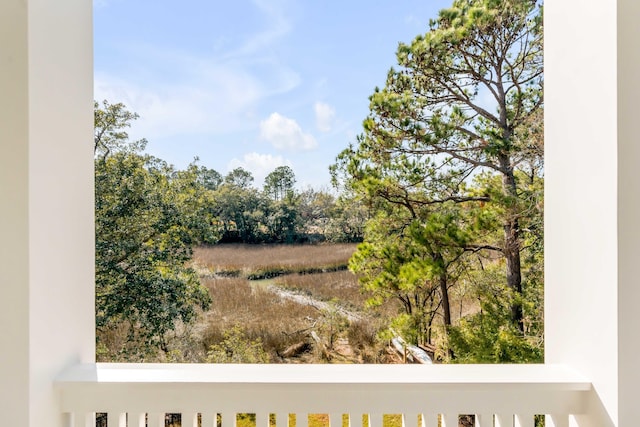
(94, 0, 452, 188)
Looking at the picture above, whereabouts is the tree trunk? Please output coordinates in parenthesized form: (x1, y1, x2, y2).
(439, 274, 452, 328)
(500, 155, 524, 332)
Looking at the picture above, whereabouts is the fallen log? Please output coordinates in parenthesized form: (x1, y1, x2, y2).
(281, 341, 310, 358)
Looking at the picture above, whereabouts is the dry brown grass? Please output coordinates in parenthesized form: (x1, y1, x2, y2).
(193, 243, 401, 363)
(274, 270, 366, 309)
(271, 269, 401, 363)
(202, 276, 320, 360)
(194, 243, 357, 275)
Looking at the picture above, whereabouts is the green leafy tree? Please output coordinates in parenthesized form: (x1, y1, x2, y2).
(170, 160, 224, 245)
(447, 171, 544, 362)
(94, 100, 147, 162)
(447, 262, 543, 363)
(324, 194, 369, 243)
(350, 203, 473, 346)
(262, 166, 301, 242)
(264, 165, 296, 201)
(264, 193, 301, 243)
(224, 167, 254, 189)
(297, 187, 335, 238)
(334, 0, 543, 332)
(95, 153, 212, 359)
(94, 101, 214, 360)
(192, 160, 223, 191)
(212, 182, 267, 243)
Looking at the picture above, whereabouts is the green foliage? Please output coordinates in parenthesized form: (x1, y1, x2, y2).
(94, 100, 147, 161)
(297, 187, 335, 241)
(349, 205, 472, 345)
(324, 195, 368, 243)
(264, 165, 296, 201)
(94, 101, 217, 360)
(212, 182, 268, 243)
(332, 0, 544, 359)
(206, 325, 270, 363)
(264, 194, 302, 243)
(95, 153, 213, 359)
(225, 167, 254, 189)
(446, 242, 543, 363)
(211, 168, 364, 244)
(448, 286, 543, 363)
(171, 160, 224, 245)
(193, 162, 223, 191)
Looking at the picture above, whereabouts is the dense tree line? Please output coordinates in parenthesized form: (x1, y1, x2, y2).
(200, 165, 368, 244)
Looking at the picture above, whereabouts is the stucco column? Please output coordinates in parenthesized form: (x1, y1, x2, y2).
(0, 0, 94, 426)
(616, 0, 640, 425)
(546, 0, 640, 425)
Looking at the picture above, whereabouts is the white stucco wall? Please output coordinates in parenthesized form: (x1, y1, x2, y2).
(546, 0, 640, 425)
(616, 1, 640, 425)
(0, 0, 95, 426)
(0, 0, 30, 422)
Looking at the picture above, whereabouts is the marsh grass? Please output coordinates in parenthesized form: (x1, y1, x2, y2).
(194, 244, 357, 277)
(274, 270, 365, 309)
(193, 243, 404, 363)
(202, 276, 319, 360)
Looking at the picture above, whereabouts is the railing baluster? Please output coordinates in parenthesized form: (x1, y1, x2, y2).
(546, 414, 569, 427)
(126, 412, 145, 427)
(255, 413, 268, 427)
(67, 412, 76, 427)
(440, 413, 457, 427)
(148, 413, 165, 427)
(329, 413, 342, 427)
(494, 414, 514, 427)
(421, 413, 437, 427)
(367, 413, 381, 427)
(69, 412, 94, 427)
(276, 413, 288, 427)
(514, 414, 534, 427)
(200, 413, 216, 427)
(402, 414, 413, 427)
(107, 412, 126, 427)
(182, 412, 198, 427)
(296, 414, 308, 427)
(89, 413, 97, 427)
(474, 413, 493, 427)
(221, 412, 237, 427)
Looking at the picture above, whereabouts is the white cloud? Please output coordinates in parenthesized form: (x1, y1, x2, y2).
(94, 45, 301, 141)
(94, 0, 301, 143)
(231, 0, 292, 57)
(259, 112, 317, 150)
(314, 102, 336, 133)
(228, 152, 293, 186)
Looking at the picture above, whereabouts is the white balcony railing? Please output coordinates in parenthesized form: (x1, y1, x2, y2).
(56, 364, 590, 427)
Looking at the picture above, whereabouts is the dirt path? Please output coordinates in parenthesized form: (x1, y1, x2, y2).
(261, 282, 364, 322)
